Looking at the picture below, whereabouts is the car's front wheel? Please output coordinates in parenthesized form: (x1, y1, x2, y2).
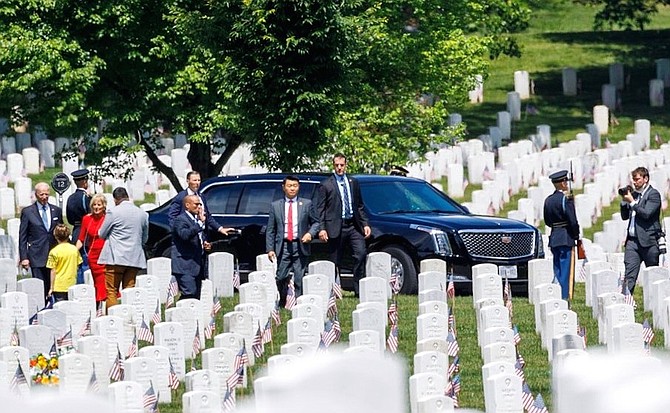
(382, 246, 417, 294)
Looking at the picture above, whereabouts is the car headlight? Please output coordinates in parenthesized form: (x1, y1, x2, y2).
(410, 225, 453, 256)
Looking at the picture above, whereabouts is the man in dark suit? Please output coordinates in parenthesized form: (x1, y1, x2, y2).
(621, 166, 662, 294)
(172, 194, 212, 300)
(66, 168, 91, 244)
(266, 176, 320, 305)
(19, 182, 64, 301)
(168, 171, 234, 237)
(317, 153, 371, 296)
(543, 170, 580, 300)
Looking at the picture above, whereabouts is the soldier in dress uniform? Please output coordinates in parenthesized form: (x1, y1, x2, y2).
(66, 168, 92, 244)
(543, 170, 580, 300)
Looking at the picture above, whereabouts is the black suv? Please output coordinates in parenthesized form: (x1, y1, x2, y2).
(145, 173, 544, 294)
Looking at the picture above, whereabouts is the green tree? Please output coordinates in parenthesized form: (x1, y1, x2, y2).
(0, 0, 530, 183)
(574, 0, 670, 30)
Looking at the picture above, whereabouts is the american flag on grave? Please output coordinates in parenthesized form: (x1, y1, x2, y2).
(226, 366, 244, 389)
(447, 355, 459, 378)
(514, 358, 525, 381)
(446, 330, 459, 357)
(9, 322, 19, 346)
(521, 382, 535, 411)
(58, 327, 74, 349)
(622, 283, 636, 307)
(152, 299, 162, 325)
(262, 318, 272, 344)
(446, 275, 455, 300)
(109, 345, 125, 381)
(327, 289, 338, 318)
(222, 385, 236, 412)
(232, 260, 241, 290)
(512, 324, 521, 345)
(643, 319, 655, 347)
(332, 280, 343, 300)
(127, 332, 139, 358)
(10, 361, 28, 395)
(271, 303, 282, 326)
(192, 322, 202, 357)
(234, 342, 249, 371)
(388, 298, 398, 325)
(285, 279, 297, 310)
(529, 393, 549, 413)
(252, 322, 264, 357)
(143, 382, 158, 409)
(88, 365, 101, 393)
(386, 323, 399, 353)
(166, 277, 179, 308)
(212, 296, 222, 316)
(168, 358, 180, 390)
(204, 314, 216, 340)
(138, 316, 154, 343)
(79, 315, 92, 337)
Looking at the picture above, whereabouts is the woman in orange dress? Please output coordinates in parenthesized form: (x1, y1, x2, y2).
(76, 194, 108, 306)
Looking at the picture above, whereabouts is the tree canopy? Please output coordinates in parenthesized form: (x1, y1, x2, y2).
(0, 0, 530, 186)
(575, 0, 670, 30)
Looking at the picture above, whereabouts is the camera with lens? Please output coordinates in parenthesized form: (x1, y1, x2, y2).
(618, 185, 634, 196)
(657, 231, 667, 255)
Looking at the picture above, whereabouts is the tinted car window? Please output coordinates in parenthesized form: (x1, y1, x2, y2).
(204, 184, 241, 214)
(361, 180, 465, 214)
(238, 182, 280, 215)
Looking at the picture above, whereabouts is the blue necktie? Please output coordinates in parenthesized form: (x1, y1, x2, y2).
(41, 205, 49, 229)
(341, 179, 352, 219)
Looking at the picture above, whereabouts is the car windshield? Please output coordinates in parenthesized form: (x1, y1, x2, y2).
(360, 180, 466, 215)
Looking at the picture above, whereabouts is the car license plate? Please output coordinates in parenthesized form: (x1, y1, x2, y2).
(499, 265, 518, 279)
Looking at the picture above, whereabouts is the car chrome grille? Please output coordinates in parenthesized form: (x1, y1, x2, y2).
(458, 230, 535, 260)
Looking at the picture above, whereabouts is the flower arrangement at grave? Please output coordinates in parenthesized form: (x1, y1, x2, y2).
(29, 353, 60, 387)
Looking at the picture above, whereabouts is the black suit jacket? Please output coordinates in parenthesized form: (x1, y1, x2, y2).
(66, 188, 91, 241)
(171, 211, 205, 276)
(316, 174, 368, 238)
(620, 186, 662, 248)
(19, 202, 64, 267)
(168, 189, 220, 234)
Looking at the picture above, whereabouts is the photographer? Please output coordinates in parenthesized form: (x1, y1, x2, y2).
(543, 170, 580, 300)
(620, 166, 662, 294)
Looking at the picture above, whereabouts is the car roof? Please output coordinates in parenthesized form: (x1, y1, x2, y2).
(200, 172, 424, 187)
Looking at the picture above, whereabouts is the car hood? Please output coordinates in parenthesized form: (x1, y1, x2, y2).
(374, 212, 535, 232)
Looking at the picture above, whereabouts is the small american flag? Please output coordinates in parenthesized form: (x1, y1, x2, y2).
(447, 355, 459, 378)
(578, 324, 587, 348)
(389, 273, 401, 295)
(512, 324, 521, 345)
(444, 374, 460, 408)
(446, 331, 459, 357)
(10, 361, 28, 395)
(643, 319, 655, 347)
(226, 365, 244, 390)
(127, 332, 139, 359)
(388, 298, 398, 325)
(143, 382, 158, 409)
(29, 312, 39, 325)
(515, 358, 525, 381)
(109, 345, 125, 381)
(262, 318, 272, 344)
(521, 382, 535, 411)
(88, 365, 100, 393)
(79, 315, 92, 337)
(331, 314, 342, 342)
(96, 302, 104, 318)
(517, 351, 526, 369)
(271, 303, 282, 326)
(138, 317, 154, 343)
(285, 279, 297, 310)
(448, 314, 457, 338)
(204, 315, 216, 340)
(327, 289, 338, 318)
(192, 322, 202, 357)
(387, 323, 399, 353)
(529, 393, 549, 413)
(152, 300, 162, 325)
(234, 342, 249, 371)
(622, 284, 636, 307)
(166, 277, 179, 308)
(252, 322, 264, 358)
(332, 280, 343, 299)
(232, 260, 241, 290)
(49, 339, 58, 357)
(168, 358, 180, 390)
(212, 296, 222, 316)
(321, 318, 339, 347)
(9, 322, 19, 346)
(222, 385, 236, 412)
(446, 277, 455, 300)
(58, 327, 74, 349)
(503, 277, 514, 319)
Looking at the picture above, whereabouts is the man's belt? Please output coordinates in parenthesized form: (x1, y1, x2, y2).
(550, 222, 568, 228)
(73, 221, 82, 226)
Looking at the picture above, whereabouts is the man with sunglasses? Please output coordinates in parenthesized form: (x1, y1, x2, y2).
(172, 194, 213, 300)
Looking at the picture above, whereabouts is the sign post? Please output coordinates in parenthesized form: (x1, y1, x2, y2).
(51, 173, 71, 209)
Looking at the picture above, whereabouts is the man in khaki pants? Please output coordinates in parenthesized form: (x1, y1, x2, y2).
(98, 187, 148, 309)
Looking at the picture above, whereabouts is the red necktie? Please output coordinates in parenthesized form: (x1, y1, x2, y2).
(287, 200, 294, 241)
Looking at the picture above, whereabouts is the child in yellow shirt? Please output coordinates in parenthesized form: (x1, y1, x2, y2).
(46, 224, 82, 302)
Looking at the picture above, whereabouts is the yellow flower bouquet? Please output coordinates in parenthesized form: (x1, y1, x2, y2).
(29, 353, 59, 387)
